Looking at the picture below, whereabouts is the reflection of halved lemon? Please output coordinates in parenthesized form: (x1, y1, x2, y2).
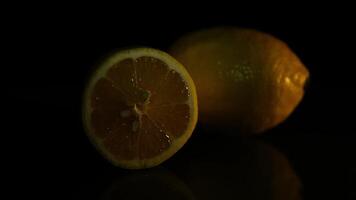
(170, 27, 309, 133)
(101, 169, 194, 200)
(82, 48, 198, 169)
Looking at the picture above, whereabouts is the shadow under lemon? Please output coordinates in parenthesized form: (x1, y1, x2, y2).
(168, 135, 302, 200)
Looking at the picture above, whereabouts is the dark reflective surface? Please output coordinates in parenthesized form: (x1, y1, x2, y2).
(5, 9, 355, 200)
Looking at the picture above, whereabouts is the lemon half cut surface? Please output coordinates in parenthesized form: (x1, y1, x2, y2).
(83, 48, 198, 169)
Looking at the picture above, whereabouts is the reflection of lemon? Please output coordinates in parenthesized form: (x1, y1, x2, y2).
(170, 27, 309, 133)
(101, 168, 194, 200)
(171, 137, 302, 200)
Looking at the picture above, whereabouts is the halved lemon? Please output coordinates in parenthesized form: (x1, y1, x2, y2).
(82, 48, 198, 169)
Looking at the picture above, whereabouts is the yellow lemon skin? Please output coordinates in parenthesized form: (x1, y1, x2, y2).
(170, 27, 309, 134)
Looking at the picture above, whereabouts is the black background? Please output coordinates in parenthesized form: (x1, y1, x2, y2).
(5, 5, 355, 200)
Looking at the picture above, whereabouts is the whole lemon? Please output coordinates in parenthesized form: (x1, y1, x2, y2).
(170, 27, 309, 134)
